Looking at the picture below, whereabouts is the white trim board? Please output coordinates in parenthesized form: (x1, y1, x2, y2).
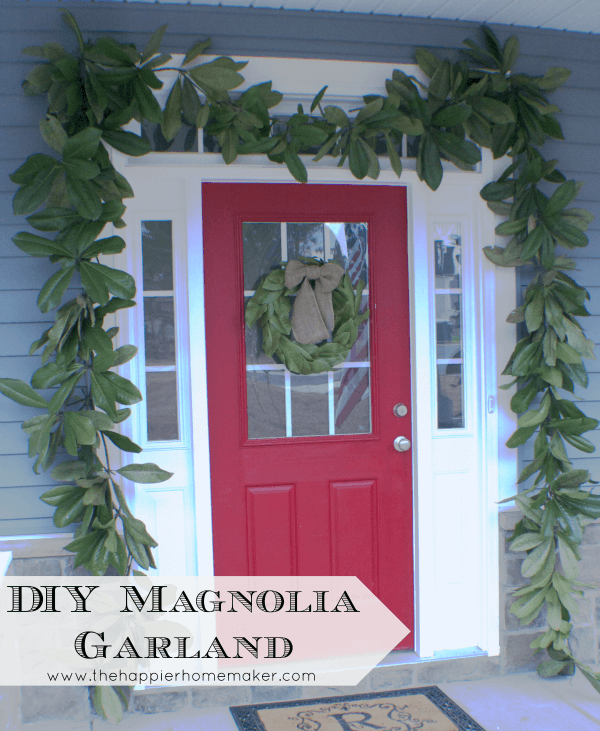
(112, 57, 518, 658)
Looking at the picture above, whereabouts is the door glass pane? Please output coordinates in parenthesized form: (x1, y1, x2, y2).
(144, 297, 176, 366)
(244, 222, 371, 439)
(247, 369, 287, 439)
(141, 220, 180, 442)
(142, 221, 174, 291)
(290, 372, 330, 437)
(146, 371, 179, 441)
(434, 222, 465, 429)
(435, 293, 462, 360)
(437, 363, 464, 430)
(335, 367, 371, 435)
(243, 223, 281, 290)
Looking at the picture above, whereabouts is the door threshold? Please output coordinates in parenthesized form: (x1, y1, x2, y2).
(378, 646, 489, 667)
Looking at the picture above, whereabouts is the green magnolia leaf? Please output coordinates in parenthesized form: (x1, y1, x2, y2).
(112, 344, 138, 366)
(63, 127, 103, 161)
(92, 350, 117, 373)
(182, 38, 212, 66)
(12, 232, 71, 258)
(290, 124, 329, 147)
(95, 298, 136, 319)
(81, 409, 114, 431)
(358, 137, 380, 180)
(517, 392, 551, 428)
(537, 67, 571, 91)
(283, 149, 307, 183)
(311, 85, 328, 112)
(558, 535, 579, 579)
(355, 95, 383, 122)
(510, 532, 544, 552)
(162, 79, 183, 142)
(561, 208, 595, 232)
(525, 290, 544, 333)
(103, 430, 142, 453)
(64, 411, 97, 446)
(90, 372, 118, 420)
(62, 158, 100, 181)
(101, 130, 151, 157)
(82, 236, 126, 259)
(431, 104, 472, 128)
(538, 658, 571, 678)
(502, 36, 520, 73)
(521, 226, 547, 261)
(48, 372, 83, 413)
(61, 10, 84, 52)
(51, 460, 87, 481)
(94, 686, 125, 725)
(0, 378, 48, 409)
(324, 106, 350, 128)
(10, 154, 58, 185)
(65, 176, 102, 220)
(117, 463, 174, 484)
(40, 484, 80, 507)
(414, 47, 440, 78)
(85, 263, 136, 300)
(554, 469, 591, 489)
(40, 116, 68, 154)
(141, 24, 168, 63)
(348, 139, 370, 180)
(196, 103, 210, 129)
(521, 538, 553, 578)
(545, 180, 579, 217)
(80, 261, 109, 306)
(472, 97, 515, 124)
(496, 218, 528, 236)
(53, 489, 86, 527)
(37, 268, 75, 313)
(480, 180, 516, 202)
(417, 134, 443, 191)
(31, 363, 71, 390)
(181, 76, 201, 125)
(26, 207, 81, 232)
(13, 166, 61, 215)
(385, 133, 402, 178)
(103, 372, 142, 405)
(428, 59, 451, 100)
(187, 60, 245, 91)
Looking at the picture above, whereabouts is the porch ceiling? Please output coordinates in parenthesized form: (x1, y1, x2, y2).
(124, 0, 600, 34)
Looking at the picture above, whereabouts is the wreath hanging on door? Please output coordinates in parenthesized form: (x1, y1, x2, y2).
(245, 257, 369, 375)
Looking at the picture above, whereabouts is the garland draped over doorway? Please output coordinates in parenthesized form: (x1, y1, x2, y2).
(2, 11, 599, 721)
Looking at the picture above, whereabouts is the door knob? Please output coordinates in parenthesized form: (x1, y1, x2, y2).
(393, 436, 411, 452)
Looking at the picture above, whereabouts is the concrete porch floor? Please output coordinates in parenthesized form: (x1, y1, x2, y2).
(84, 671, 600, 731)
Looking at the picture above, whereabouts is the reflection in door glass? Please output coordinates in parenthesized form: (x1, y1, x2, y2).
(247, 369, 287, 439)
(434, 222, 465, 429)
(244, 222, 371, 439)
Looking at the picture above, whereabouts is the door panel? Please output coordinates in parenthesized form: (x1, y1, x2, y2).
(203, 183, 413, 646)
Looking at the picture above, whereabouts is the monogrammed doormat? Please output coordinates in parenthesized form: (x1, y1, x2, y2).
(230, 686, 486, 731)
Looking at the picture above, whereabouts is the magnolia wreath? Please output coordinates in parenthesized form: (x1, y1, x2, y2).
(245, 257, 369, 375)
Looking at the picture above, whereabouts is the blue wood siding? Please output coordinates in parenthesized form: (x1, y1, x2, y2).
(1, 0, 599, 534)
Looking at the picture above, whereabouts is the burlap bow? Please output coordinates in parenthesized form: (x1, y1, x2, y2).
(285, 260, 345, 345)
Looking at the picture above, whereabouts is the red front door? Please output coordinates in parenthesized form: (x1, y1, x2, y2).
(203, 183, 413, 647)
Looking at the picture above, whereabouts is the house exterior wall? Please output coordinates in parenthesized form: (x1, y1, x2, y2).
(2, 2, 599, 536)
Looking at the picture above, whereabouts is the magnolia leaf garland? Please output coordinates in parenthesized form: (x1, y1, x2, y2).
(6, 9, 600, 716)
(245, 259, 369, 374)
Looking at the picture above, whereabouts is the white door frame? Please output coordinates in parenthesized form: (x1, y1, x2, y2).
(111, 57, 518, 659)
